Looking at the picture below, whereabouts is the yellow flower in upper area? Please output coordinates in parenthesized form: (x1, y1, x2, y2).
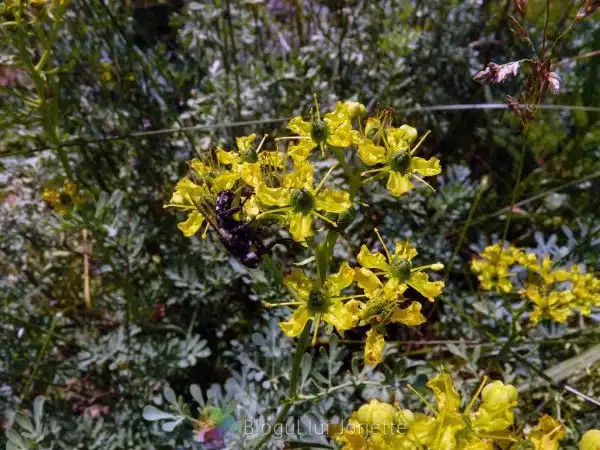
(470, 244, 522, 293)
(42, 181, 83, 214)
(580, 430, 600, 450)
(216, 134, 284, 188)
(527, 415, 566, 450)
(256, 162, 351, 243)
(355, 230, 444, 302)
(286, 98, 360, 162)
(358, 117, 441, 197)
(278, 263, 360, 344)
(525, 286, 574, 325)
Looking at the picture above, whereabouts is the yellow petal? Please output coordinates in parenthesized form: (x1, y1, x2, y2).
(354, 267, 384, 298)
(256, 186, 290, 207)
(325, 118, 353, 147)
(289, 212, 313, 242)
(382, 278, 407, 300)
(177, 211, 205, 237)
(325, 262, 355, 297)
(407, 272, 444, 302)
(213, 171, 239, 191)
(323, 300, 358, 332)
(284, 268, 313, 301)
(280, 307, 312, 337)
(357, 139, 387, 166)
(427, 373, 461, 414)
(288, 140, 317, 163)
(243, 195, 261, 219)
(286, 162, 314, 190)
(357, 245, 389, 271)
(364, 117, 381, 139)
(393, 241, 418, 261)
(364, 328, 385, 366)
(217, 148, 240, 166)
(411, 156, 441, 176)
(386, 171, 414, 197)
(240, 163, 262, 188)
(287, 116, 312, 136)
(389, 124, 418, 146)
(236, 134, 256, 153)
(315, 189, 351, 213)
(391, 301, 426, 326)
(190, 159, 213, 176)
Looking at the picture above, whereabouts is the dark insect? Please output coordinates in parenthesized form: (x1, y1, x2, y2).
(212, 190, 266, 268)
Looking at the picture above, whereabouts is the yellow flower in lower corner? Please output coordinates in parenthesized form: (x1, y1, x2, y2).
(256, 162, 351, 243)
(527, 415, 566, 450)
(580, 430, 600, 450)
(278, 263, 360, 344)
(355, 230, 444, 302)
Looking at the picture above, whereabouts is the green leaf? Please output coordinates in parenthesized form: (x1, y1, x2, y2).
(6, 429, 27, 449)
(142, 405, 177, 422)
(190, 384, 204, 407)
(163, 385, 176, 405)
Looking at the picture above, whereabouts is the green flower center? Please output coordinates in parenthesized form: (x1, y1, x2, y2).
(242, 149, 258, 163)
(389, 151, 411, 174)
(336, 207, 356, 230)
(307, 289, 329, 313)
(59, 192, 73, 206)
(310, 119, 329, 143)
(291, 188, 315, 213)
(390, 258, 412, 282)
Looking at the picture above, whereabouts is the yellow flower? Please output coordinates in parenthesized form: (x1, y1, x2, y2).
(355, 400, 397, 428)
(164, 157, 238, 237)
(163, 178, 213, 237)
(42, 181, 82, 214)
(525, 286, 574, 325)
(358, 118, 441, 197)
(527, 415, 565, 450)
(471, 244, 522, 293)
(278, 263, 360, 344)
(364, 328, 386, 366)
(355, 230, 444, 302)
(256, 162, 351, 243)
(470, 381, 518, 432)
(216, 134, 284, 188)
(286, 99, 359, 162)
(580, 430, 600, 450)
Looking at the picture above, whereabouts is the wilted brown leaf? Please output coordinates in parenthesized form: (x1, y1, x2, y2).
(473, 61, 521, 84)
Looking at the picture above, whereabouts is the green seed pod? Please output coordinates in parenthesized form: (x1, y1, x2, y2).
(291, 188, 315, 213)
(242, 149, 258, 163)
(390, 258, 412, 282)
(310, 119, 329, 143)
(307, 289, 329, 313)
(389, 151, 411, 174)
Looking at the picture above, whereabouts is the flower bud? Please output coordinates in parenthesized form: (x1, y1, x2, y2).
(481, 381, 518, 411)
(355, 400, 396, 427)
(580, 430, 600, 450)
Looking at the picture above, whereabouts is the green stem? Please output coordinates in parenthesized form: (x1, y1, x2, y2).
(21, 315, 58, 401)
(252, 323, 312, 450)
(444, 176, 487, 281)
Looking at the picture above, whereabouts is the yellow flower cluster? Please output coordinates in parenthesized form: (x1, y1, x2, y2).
(471, 244, 600, 324)
(165, 98, 444, 364)
(276, 230, 444, 365)
(166, 98, 441, 245)
(332, 373, 597, 450)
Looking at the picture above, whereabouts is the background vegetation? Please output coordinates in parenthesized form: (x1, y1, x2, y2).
(1, 0, 599, 448)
